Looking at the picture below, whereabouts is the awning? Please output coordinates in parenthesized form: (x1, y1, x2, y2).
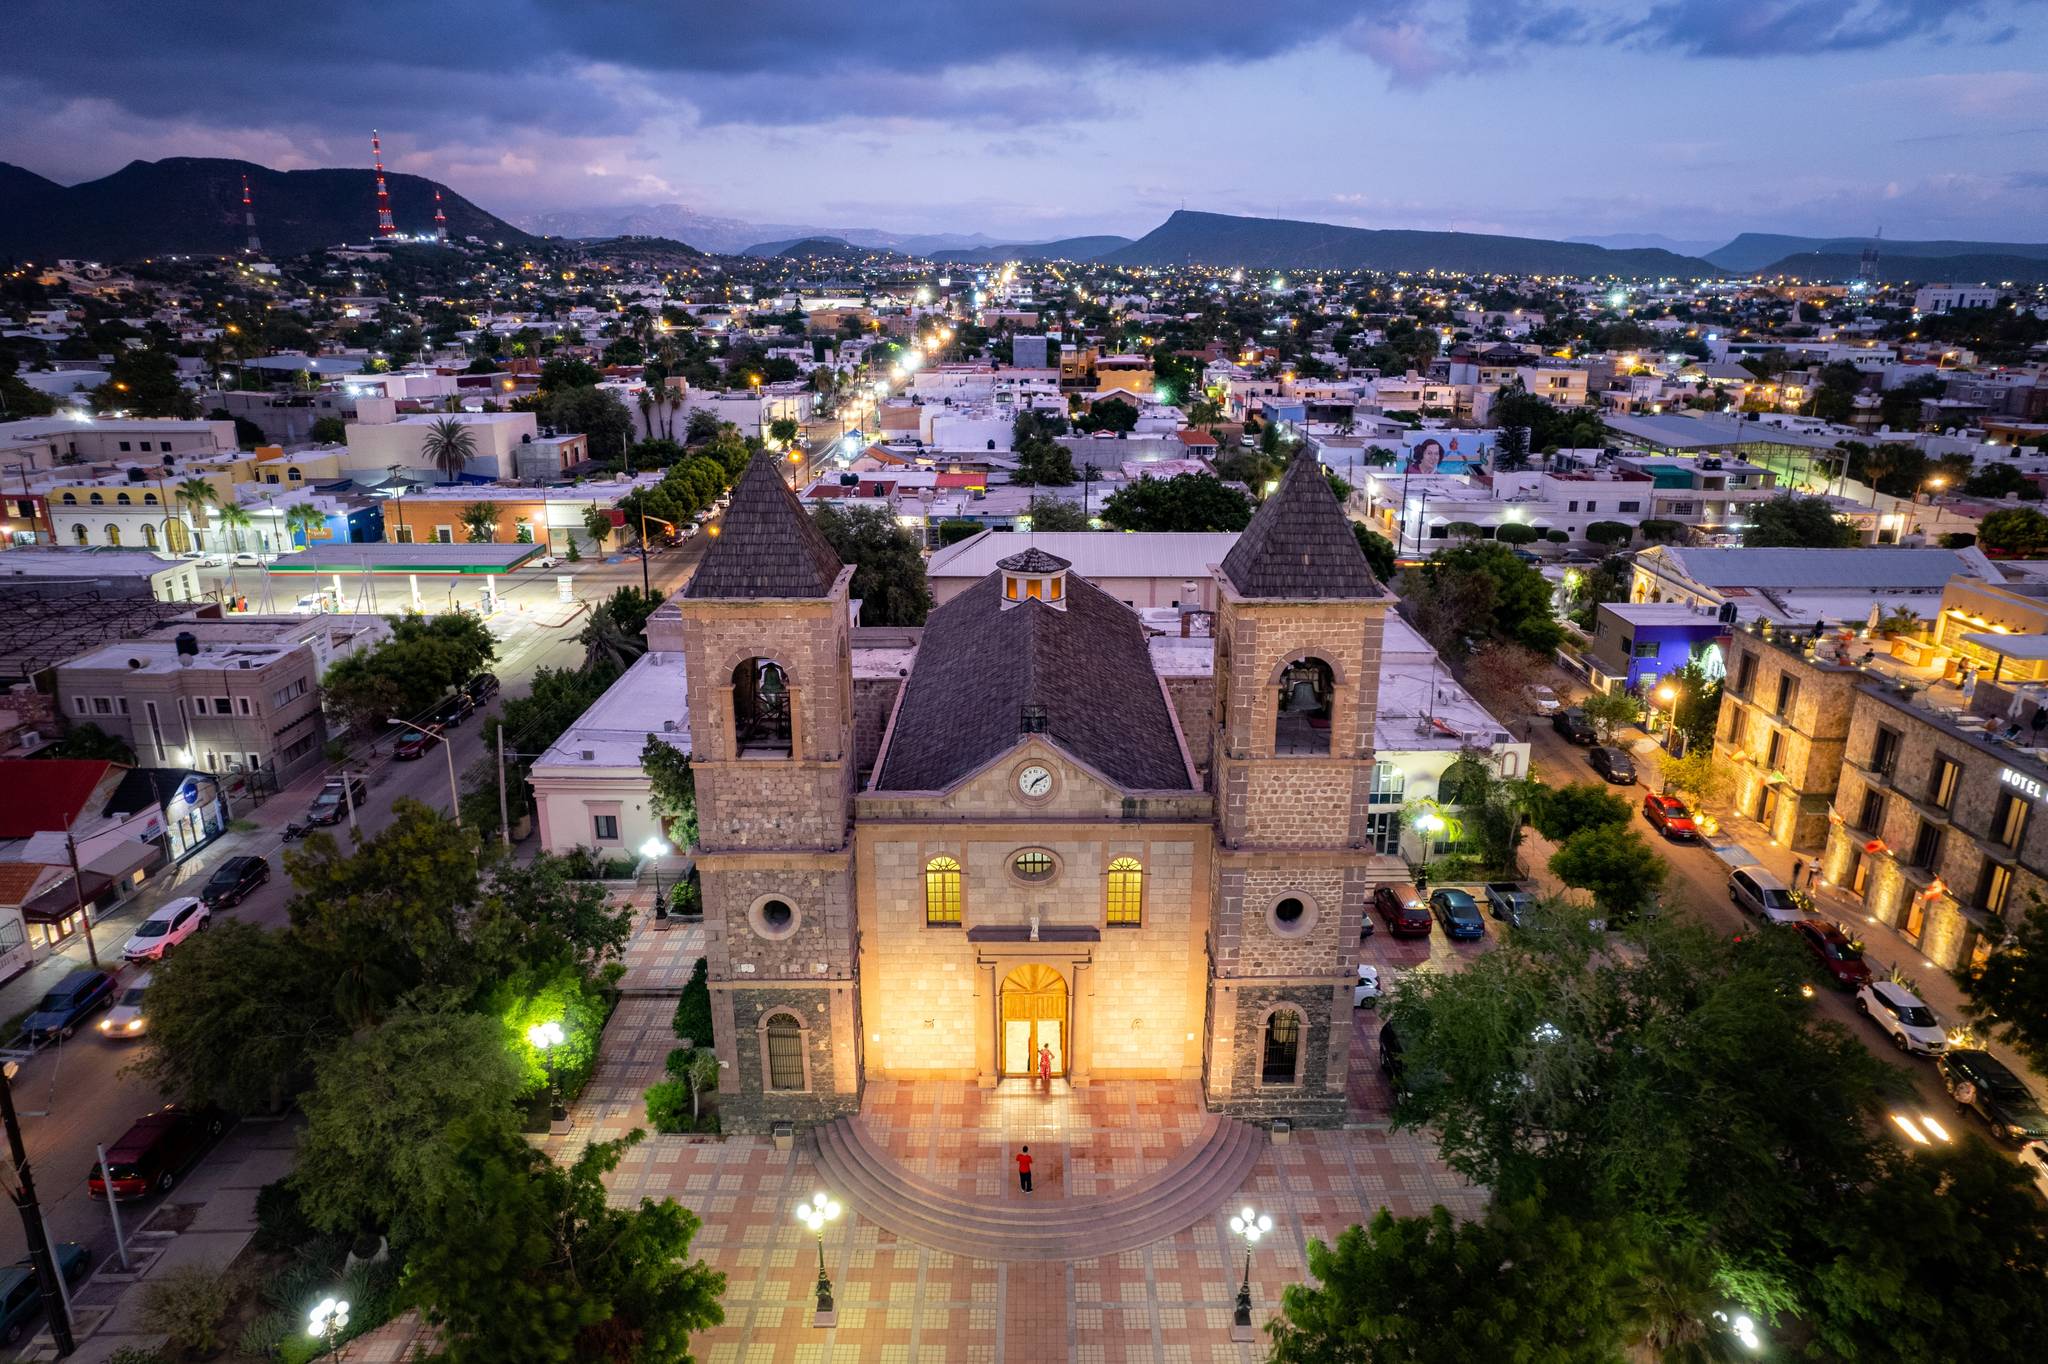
(22, 838, 162, 924)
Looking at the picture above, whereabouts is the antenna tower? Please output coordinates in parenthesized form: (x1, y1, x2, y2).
(434, 188, 447, 242)
(241, 174, 260, 253)
(372, 129, 396, 236)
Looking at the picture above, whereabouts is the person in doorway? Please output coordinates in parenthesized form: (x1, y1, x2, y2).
(1016, 1145, 1033, 1193)
(1037, 1042, 1053, 1088)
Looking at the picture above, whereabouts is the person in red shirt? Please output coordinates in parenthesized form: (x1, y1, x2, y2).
(1016, 1145, 1033, 1193)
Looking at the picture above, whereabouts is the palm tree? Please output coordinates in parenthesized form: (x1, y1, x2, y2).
(284, 503, 325, 549)
(420, 416, 478, 485)
(214, 502, 254, 554)
(579, 602, 645, 675)
(636, 388, 656, 440)
(460, 502, 499, 544)
(174, 476, 215, 549)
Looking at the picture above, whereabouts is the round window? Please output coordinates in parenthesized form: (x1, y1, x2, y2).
(1266, 892, 1319, 938)
(1274, 897, 1305, 924)
(748, 894, 802, 941)
(1012, 851, 1056, 882)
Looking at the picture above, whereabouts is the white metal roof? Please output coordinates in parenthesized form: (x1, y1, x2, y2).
(926, 530, 1241, 581)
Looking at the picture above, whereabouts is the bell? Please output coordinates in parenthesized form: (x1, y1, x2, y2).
(1282, 679, 1322, 713)
(758, 665, 788, 701)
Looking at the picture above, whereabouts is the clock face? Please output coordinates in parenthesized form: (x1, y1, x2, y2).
(1017, 765, 1053, 798)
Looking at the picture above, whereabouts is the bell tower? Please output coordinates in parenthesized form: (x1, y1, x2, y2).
(1205, 454, 1391, 1124)
(678, 453, 861, 1131)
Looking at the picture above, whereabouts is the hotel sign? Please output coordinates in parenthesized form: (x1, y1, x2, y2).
(2000, 767, 2045, 801)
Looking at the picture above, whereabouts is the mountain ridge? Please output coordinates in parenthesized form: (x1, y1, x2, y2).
(1706, 231, 2048, 273)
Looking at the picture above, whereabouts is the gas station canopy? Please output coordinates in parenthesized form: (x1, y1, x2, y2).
(264, 544, 547, 575)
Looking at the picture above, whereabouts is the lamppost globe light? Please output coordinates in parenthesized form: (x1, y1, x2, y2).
(527, 1020, 564, 1050)
(640, 835, 669, 860)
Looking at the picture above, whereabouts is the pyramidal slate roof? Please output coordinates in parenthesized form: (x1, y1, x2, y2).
(873, 572, 1192, 794)
(683, 452, 845, 599)
(1220, 453, 1382, 600)
(995, 547, 1071, 574)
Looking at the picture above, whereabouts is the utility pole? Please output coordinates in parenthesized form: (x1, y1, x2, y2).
(496, 727, 511, 847)
(61, 834, 99, 968)
(2, 1064, 75, 1356)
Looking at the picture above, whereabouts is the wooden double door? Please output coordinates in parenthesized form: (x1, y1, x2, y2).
(999, 963, 1067, 1078)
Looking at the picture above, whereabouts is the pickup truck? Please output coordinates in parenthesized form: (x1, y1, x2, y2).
(1484, 882, 1533, 925)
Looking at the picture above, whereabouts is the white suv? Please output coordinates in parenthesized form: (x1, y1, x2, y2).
(1856, 980, 1948, 1055)
(120, 897, 210, 961)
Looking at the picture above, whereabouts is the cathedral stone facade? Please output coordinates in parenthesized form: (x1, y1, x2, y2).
(682, 454, 1391, 1133)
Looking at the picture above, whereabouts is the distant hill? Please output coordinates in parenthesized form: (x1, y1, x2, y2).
(1097, 210, 1721, 276)
(932, 235, 1133, 264)
(520, 204, 1002, 257)
(1757, 251, 2048, 286)
(769, 237, 911, 263)
(0, 157, 534, 261)
(565, 235, 706, 265)
(1706, 232, 2048, 273)
(1569, 232, 1722, 257)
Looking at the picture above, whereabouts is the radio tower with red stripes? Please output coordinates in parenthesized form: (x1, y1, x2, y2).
(241, 174, 260, 253)
(433, 188, 447, 242)
(371, 129, 396, 236)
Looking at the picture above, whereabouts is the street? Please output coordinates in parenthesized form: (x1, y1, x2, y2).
(0, 526, 714, 1274)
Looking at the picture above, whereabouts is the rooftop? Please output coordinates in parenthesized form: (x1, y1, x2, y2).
(63, 638, 295, 674)
(1643, 545, 1991, 591)
(928, 531, 1243, 581)
(264, 543, 546, 574)
(1221, 454, 1383, 600)
(1606, 412, 1848, 451)
(0, 549, 185, 579)
(535, 651, 690, 771)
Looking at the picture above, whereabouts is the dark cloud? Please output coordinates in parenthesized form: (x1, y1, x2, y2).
(1626, 0, 2029, 57)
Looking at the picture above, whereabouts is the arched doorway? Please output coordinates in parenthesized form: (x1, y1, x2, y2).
(999, 963, 1067, 1079)
(164, 519, 190, 554)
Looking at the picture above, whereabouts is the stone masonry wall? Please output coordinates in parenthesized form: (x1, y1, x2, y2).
(1163, 675, 1213, 782)
(851, 677, 901, 783)
(720, 983, 860, 1133)
(1220, 983, 1347, 1125)
(1212, 866, 1351, 976)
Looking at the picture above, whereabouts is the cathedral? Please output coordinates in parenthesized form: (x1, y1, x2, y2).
(676, 452, 1392, 1132)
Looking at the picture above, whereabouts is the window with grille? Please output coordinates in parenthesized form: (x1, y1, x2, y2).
(765, 1013, 804, 1090)
(1106, 858, 1142, 925)
(924, 855, 962, 925)
(1261, 1011, 1301, 1085)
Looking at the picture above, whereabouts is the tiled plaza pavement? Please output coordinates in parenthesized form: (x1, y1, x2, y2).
(521, 942, 1484, 1363)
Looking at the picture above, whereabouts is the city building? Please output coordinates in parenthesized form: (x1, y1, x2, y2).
(675, 452, 1393, 1132)
(1587, 602, 1731, 694)
(1629, 546, 1996, 627)
(1912, 284, 2003, 315)
(1714, 626, 1863, 851)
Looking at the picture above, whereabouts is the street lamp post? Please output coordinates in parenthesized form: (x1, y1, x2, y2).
(527, 1020, 569, 1134)
(636, 511, 675, 600)
(1228, 1205, 1272, 1342)
(641, 835, 671, 919)
(308, 1295, 350, 1359)
(794, 1191, 843, 1326)
(1655, 683, 1678, 750)
(388, 719, 460, 827)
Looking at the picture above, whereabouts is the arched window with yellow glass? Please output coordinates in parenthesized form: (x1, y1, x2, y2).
(924, 854, 962, 925)
(1106, 857, 1143, 926)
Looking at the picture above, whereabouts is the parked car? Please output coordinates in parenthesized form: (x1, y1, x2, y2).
(88, 1105, 230, 1201)
(1856, 980, 1947, 1055)
(199, 855, 269, 909)
(1939, 1049, 2048, 1145)
(1353, 964, 1381, 1009)
(430, 691, 475, 727)
(1641, 793, 1698, 841)
(2020, 1141, 2048, 1202)
(1791, 919, 1871, 989)
(1371, 885, 1432, 938)
(97, 971, 152, 1040)
(1429, 889, 1486, 940)
(306, 774, 368, 826)
(228, 550, 264, 567)
(1588, 746, 1636, 784)
(1727, 865, 1803, 924)
(120, 896, 209, 962)
(1525, 685, 1562, 715)
(1377, 1018, 1408, 1091)
(1484, 882, 1533, 925)
(21, 968, 116, 1043)
(394, 724, 444, 761)
(1552, 708, 1596, 745)
(464, 672, 500, 705)
(0, 1243, 90, 1345)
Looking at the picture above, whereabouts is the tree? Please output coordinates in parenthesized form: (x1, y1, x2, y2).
(421, 416, 480, 484)
(1636, 518, 1685, 544)
(1014, 436, 1077, 486)
(42, 722, 136, 764)
(173, 476, 215, 541)
(580, 596, 649, 674)
(1810, 361, 1863, 423)
(1954, 890, 2048, 1066)
(1583, 520, 1632, 549)
(467, 853, 633, 983)
(1493, 522, 1539, 546)
(1657, 747, 1731, 811)
(768, 417, 799, 445)
(294, 1011, 525, 1242)
(1419, 543, 1562, 654)
(582, 504, 616, 550)
(1394, 561, 1496, 658)
(812, 503, 931, 627)
(1962, 461, 2043, 501)
(1804, 1140, 2048, 1362)
(1742, 493, 1858, 549)
(406, 1117, 725, 1364)
(94, 348, 195, 418)
(1383, 914, 1890, 1314)
(1577, 687, 1640, 743)
(1456, 642, 1545, 730)
(1529, 782, 1631, 842)
(1024, 496, 1090, 532)
(1977, 506, 2048, 558)
(285, 502, 326, 547)
(0, 353, 57, 417)
(135, 919, 341, 1111)
(309, 415, 347, 444)
(461, 502, 500, 543)
(1353, 524, 1396, 581)
(1267, 1199, 1643, 1364)
(538, 357, 602, 391)
(1549, 823, 1666, 923)
(542, 386, 636, 463)
(1662, 655, 1723, 748)
(641, 735, 697, 851)
(321, 611, 496, 733)
(1100, 474, 1253, 533)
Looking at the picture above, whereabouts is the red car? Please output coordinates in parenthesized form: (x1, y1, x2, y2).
(88, 1105, 228, 1201)
(1791, 920, 1872, 990)
(393, 724, 444, 761)
(1372, 885, 1432, 938)
(1641, 793, 1698, 842)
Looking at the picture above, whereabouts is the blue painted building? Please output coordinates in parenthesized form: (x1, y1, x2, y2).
(1588, 602, 1731, 694)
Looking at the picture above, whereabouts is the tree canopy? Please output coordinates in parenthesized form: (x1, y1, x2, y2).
(1742, 493, 1858, 549)
(1099, 473, 1253, 533)
(1978, 506, 2048, 558)
(812, 502, 931, 626)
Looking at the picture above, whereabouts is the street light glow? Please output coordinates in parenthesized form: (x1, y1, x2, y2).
(527, 1020, 565, 1051)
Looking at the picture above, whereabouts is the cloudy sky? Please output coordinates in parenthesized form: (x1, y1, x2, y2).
(4, 0, 2044, 244)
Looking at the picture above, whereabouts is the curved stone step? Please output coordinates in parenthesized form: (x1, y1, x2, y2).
(808, 1112, 1267, 1261)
